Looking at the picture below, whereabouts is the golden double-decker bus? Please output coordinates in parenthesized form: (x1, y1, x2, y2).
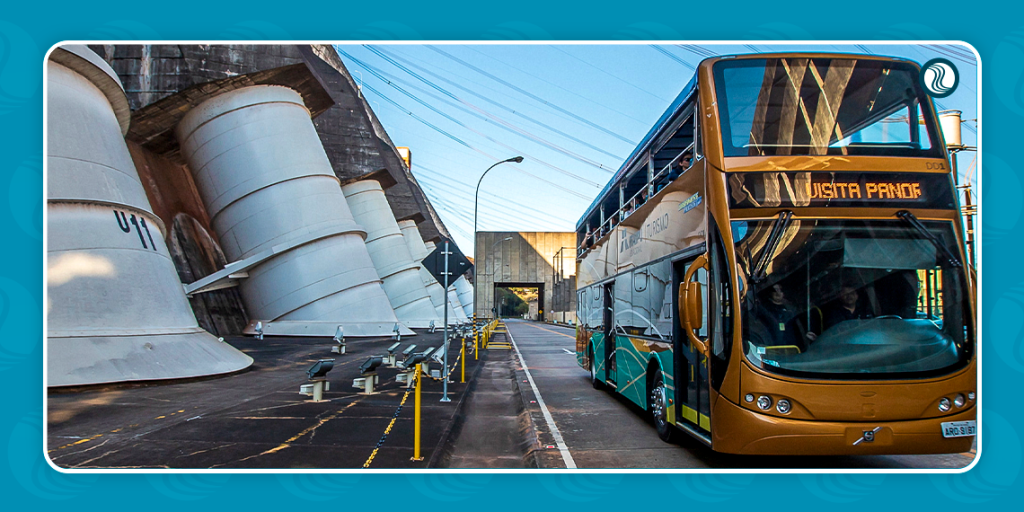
(575, 53, 976, 455)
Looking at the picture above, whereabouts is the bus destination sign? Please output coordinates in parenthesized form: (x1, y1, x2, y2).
(727, 172, 955, 210)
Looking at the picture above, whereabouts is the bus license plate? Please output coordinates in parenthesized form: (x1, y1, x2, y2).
(941, 421, 976, 438)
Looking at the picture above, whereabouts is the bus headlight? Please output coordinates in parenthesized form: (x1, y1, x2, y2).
(954, 394, 966, 408)
(938, 397, 952, 412)
(756, 395, 772, 410)
(968, 391, 975, 401)
(744, 394, 754, 403)
(776, 399, 792, 414)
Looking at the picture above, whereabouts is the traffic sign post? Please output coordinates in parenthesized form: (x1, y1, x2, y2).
(421, 237, 471, 403)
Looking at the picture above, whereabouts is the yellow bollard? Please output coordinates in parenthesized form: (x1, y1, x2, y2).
(412, 363, 423, 461)
(460, 335, 466, 383)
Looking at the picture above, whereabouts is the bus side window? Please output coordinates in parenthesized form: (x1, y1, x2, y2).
(581, 290, 589, 325)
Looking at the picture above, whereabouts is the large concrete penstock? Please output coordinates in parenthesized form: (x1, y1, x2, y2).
(175, 85, 410, 337)
(397, 219, 450, 322)
(341, 180, 441, 329)
(454, 276, 475, 319)
(46, 45, 253, 387)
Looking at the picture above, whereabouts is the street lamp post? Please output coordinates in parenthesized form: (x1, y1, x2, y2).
(473, 156, 523, 358)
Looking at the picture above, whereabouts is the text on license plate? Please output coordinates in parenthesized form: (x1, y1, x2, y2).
(941, 420, 976, 438)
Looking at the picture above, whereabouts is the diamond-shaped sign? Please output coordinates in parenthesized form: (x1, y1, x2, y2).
(421, 237, 473, 287)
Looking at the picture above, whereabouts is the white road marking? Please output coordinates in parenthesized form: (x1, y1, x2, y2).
(506, 323, 577, 469)
(561, 348, 574, 355)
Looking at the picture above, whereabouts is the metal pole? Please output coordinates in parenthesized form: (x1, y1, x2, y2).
(474, 156, 523, 362)
(460, 331, 466, 383)
(412, 362, 423, 460)
(441, 240, 451, 403)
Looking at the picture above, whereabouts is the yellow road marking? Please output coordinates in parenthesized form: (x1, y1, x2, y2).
(524, 323, 576, 339)
(257, 401, 361, 457)
(49, 434, 103, 453)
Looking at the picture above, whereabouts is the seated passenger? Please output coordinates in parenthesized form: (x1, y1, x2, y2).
(680, 151, 693, 169)
(668, 152, 693, 181)
(824, 285, 873, 329)
(755, 284, 815, 350)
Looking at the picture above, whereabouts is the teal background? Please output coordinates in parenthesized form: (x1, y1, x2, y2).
(6, 0, 1018, 507)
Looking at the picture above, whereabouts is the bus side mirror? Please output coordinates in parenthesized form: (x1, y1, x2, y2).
(679, 254, 709, 356)
(687, 281, 703, 331)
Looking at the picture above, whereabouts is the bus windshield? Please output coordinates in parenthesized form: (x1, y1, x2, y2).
(713, 57, 942, 158)
(733, 219, 970, 379)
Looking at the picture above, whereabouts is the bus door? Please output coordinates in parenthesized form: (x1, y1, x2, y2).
(602, 281, 616, 385)
(674, 255, 711, 432)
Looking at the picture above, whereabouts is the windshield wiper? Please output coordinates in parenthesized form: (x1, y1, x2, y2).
(896, 211, 962, 268)
(751, 210, 793, 283)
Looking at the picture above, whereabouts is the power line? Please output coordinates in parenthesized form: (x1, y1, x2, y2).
(370, 46, 627, 162)
(358, 81, 473, 149)
(355, 71, 594, 200)
(426, 45, 638, 146)
(548, 46, 672, 103)
(676, 44, 716, 58)
(649, 45, 695, 70)
(415, 163, 585, 223)
(343, 48, 610, 182)
(460, 46, 653, 128)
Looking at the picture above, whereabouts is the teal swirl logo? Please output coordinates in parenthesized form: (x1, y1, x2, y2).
(276, 474, 363, 501)
(993, 30, 1024, 117)
(404, 474, 493, 502)
(930, 411, 1021, 502)
(8, 157, 42, 241)
(798, 474, 886, 503)
(10, 416, 99, 499)
(0, 276, 40, 371)
(664, 474, 756, 502)
(537, 474, 624, 502)
(920, 58, 959, 98)
(146, 474, 232, 501)
(0, 21, 40, 115)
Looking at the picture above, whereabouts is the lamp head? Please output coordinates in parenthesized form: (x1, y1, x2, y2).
(509, 156, 524, 163)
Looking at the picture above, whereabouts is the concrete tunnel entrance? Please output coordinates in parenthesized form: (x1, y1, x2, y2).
(493, 283, 544, 321)
(473, 231, 575, 323)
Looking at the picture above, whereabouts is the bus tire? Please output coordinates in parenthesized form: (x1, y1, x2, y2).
(650, 371, 677, 443)
(589, 346, 603, 390)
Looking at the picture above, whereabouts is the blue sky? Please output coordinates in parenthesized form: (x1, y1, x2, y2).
(334, 43, 979, 255)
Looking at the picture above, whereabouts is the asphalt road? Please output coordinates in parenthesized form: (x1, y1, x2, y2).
(47, 333, 477, 469)
(505, 320, 977, 470)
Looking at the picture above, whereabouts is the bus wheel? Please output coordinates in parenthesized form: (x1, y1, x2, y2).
(650, 372, 676, 443)
(589, 347, 602, 390)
